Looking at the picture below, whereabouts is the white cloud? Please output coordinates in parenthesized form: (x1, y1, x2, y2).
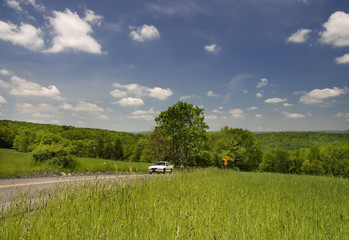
(256, 78, 268, 88)
(204, 43, 220, 54)
(129, 24, 160, 42)
(255, 114, 262, 118)
(180, 95, 191, 100)
(206, 115, 218, 119)
(264, 97, 287, 103)
(286, 28, 312, 43)
(282, 111, 306, 119)
(147, 87, 173, 100)
(319, 11, 349, 47)
(45, 9, 103, 54)
(335, 112, 349, 122)
(335, 53, 349, 64)
(229, 108, 244, 118)
(116, 97, 144, 107)
(256, 92, 263, 98)
(84, 9, 103, 26)
(299, 87, 348, 104)
(0, 69, 10, 75)
(16, 103, 58, 116)
(110, 89, 127, 98)
(9, 76, 62, 100)
(60, 101, 104, 112)
(6, 0, 45, 12)
(111, 82, 172, 100)
(247, 106, 258, 110)
(0, 95, 7, 104)
(5, 0, 22, 11)
(207, 90, 218, 97)
(283, 103, 293, 107)
(0, 21, 44, 51)
(127, 107, 158, 120)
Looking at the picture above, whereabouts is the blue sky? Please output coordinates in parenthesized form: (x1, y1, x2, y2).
(0, 0, 348, 132)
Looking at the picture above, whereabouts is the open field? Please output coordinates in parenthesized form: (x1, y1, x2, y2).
(0, 148, 149, 178)
(1, 169, 348, 239)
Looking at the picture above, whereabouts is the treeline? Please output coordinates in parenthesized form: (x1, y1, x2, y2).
(1, 113, 349, 177)
(0, 120, 141, 162)
(255, 131, 349, 151)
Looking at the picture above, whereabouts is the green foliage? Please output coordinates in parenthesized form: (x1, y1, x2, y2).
(211, 126, 263, 171)
(155, 101, 209, 167)
(31, 144, 75, 168)
(0, 120, 138, 161)
(1, 169, 349, 239)
(256, 131, 349, 151)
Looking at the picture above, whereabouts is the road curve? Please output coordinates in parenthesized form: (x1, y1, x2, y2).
(0, 174, 147, 205)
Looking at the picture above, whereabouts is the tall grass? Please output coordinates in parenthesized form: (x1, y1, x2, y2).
(1, 169, 348, 239)
(0, 148, 149, 178)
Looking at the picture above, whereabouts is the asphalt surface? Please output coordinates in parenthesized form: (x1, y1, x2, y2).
(0, 174, 147, 208)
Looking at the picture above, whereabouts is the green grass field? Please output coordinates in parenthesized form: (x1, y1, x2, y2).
(0, 148, 149, 178)
(1, 169, 348, 239)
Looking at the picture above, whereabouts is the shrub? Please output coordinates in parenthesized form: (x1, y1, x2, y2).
(31, 144, 75, 168)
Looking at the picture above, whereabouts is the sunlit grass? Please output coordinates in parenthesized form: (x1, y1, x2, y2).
(0, 148, 149, 178)
(1, 169, 348, 239)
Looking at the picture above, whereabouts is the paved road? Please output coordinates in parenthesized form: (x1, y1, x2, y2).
(0, 174, 147, 206)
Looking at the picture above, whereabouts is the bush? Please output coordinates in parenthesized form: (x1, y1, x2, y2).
(32, 144, 75, 168)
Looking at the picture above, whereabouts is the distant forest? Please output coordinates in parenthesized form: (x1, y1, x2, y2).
(1, 119, 349, 177)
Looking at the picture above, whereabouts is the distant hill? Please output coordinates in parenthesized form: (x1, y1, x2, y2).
(255, 131, 349, 151)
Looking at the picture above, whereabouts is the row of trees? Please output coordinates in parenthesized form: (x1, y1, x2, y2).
(1, 101, 348, 177)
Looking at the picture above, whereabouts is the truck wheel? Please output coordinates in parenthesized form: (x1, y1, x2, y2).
(163, 168, 166, 174)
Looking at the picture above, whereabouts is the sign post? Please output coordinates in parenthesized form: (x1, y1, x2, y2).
(223, 156, 229, 169)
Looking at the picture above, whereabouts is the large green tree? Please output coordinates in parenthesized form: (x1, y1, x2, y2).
(211, 127, 263, 171)
(155, 101, 209, 167)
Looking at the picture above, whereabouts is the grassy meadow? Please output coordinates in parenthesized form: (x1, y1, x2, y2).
(1, 169, 348, 239)
(0, 148, 149, 178)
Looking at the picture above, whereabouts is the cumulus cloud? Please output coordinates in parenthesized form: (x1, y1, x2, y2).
(116, 97, 144, 107)
(0, 69, 10, 75)
(335, 112, 349, 122)
(264, 97, 287, 103)
(247, 106, 258, 110)
(335, 53, 349, 64)
(0, 21, 44, 51)
(207, 90, 218, 97)
(110, 89, 127, 98)
(7, 76, 62, 100)
(147, 87, 173, 100)
(283, 103, 293, 107)
(255, 114, 262, 118)
(256, 92, 263, 98)
(127, 107, 159, 120)
(6, 0, 45, 12)
(286, 28, 312, 43)
(282, 111, 306, 119)
(204, 43, 220, 54)
(5, 0, 22, 11)
(45, 9, 103, 54)
(229, 108, 244, 118)
(111, 82, 173, 101)
(0, 95, 7, 104)
(299, 87, 348, 104)
(60, 101, 104, 112)
(129, 24, 160, 42)
(256, 78, 268, 88)
(15, 103, 58, 118)
(206, 115, 218, 119)
(319, 11, 349, 47)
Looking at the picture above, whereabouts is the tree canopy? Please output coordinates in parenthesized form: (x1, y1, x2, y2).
(155, 101, 209, 167)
